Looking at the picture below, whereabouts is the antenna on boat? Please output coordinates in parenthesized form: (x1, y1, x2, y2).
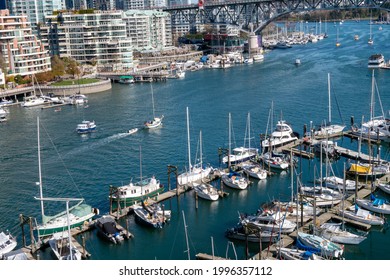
(182, 210, 190, 260)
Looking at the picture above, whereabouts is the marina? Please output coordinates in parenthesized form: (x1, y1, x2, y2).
(2, 19, 390, 261)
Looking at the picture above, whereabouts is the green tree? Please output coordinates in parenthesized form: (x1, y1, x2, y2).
(64, 57, 80, 78)
(51, 55, 65, 78)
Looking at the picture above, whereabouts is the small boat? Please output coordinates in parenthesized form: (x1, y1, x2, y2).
(252, 53, 264, 61)
(356, 196, 390, 215)
(241, 211, 297, 234)
(133, 206, 166, 229)
(300, 186, 343, 207)
(339, 204, 385, 226)
(0, 98, 13, 106)
(312, 140, 338, 157)
(242, 164, 267, 180)
(354, 34, 359, 40)
(76, 120, 96, 134)
(277, 247, 325, 260)
(319, 222, 367, 245)
(318, 176, 356, 192)
(21, 95, 49, 107)
(259, 152, 289, 170)
(119, 75, 135, 84)
(297, 232, 344, 259)
(0, 231, 17, 259)
(225, 224, 277, 243)
(295, 58, 301, 65)
(48, 231, 82, 260)
(142, 202, 171, 222)
(193, 182, 219, 201)
(221, 171, 249, 190)
(144, 84, 163, 129)
(128, 128, 138, 134)
(95, 215, 126, 244)
(347, 162, 390, 178)
(244, 57, 253, 64)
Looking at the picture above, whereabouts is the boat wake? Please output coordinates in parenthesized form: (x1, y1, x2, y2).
(64, 132, 138, 158)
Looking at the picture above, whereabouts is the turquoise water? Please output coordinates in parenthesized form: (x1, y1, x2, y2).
(1, 20, 390, 260)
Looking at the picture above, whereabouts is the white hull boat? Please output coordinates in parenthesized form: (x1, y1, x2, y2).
(300, 186, 343, 207)
(49, 231, 82, 260)
(0, 231, 17, 258)
(356, 197, 390, 214)
(241, 211, 296, 234)
(225, 225, 277, 243)
(277, 247, 325, 260)
(339, 205, 385, 226)
(261, 120, 298, 151)
(193, 182, 219, 201)
(222, 147, 258, 165)
(221, 172, 249, 190)
(242, 164, 267, 180)
(319, 223, 367, 245)
(377, 183, 390, 195)
(297, 232, 344, 259)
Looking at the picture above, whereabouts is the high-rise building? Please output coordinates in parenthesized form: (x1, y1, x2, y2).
(0, 0, 6, 9)
(123, 10, 172, 50)
(38, 10, 133, 71)
(7, 0, 66, 28)
(0, 9, 51, 76)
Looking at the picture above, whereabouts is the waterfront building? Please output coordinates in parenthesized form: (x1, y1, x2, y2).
(38, 10, 134, 72)
(0, 9, 52, 76)
(123, 10, 172, 51)
(6, 0, 66, 28)
(0, 69, 5, 87)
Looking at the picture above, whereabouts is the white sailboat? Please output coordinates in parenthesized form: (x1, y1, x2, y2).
(177, 108, 212, 185)
(0, 231, 17, 258)
(144, 84, 163, 129)
(312, 73, 345, 138)
(222, 113, 258, 165)
(368, 16, 374, 45)
(193, 181, 219, 201)
(21, 75, 51, 108)
(34, 117, 98, 238)
(339, 204, 385, 226)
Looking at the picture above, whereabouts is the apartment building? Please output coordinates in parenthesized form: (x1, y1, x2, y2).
(39, 10, 134, 71)
(0, 9, 51, 76)
(123, 9, 172, 50)
(7, 0, 66, 28)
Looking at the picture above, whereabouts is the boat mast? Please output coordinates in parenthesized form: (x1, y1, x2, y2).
(182, 210, 190, 260)
(37, 117, 45, 220)
(199, 130, 203, 169)
(139, 145, 142, 183)
(248, 112, 251, 150)
(328, 73, 331, 125)
(186, 107, 191, 171)
(370, 70, 375, 121)
(151, 84, 156, 119)
(228, 112, 231, 157)
(66, 200, 73, 260)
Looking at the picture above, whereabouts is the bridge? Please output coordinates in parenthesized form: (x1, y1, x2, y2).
(163, 0, 390, 33)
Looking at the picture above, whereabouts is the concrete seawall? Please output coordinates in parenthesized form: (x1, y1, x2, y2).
(40, 79, 112, 95)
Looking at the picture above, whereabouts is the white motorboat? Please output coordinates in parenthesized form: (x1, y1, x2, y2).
(0, 106, 8, 122)
(193, 182, 219, 201)
(261, 120, 298, 151)
(76, 120, 96, 134)
(356, 197, 390, 215)
(319, 222, 367, 245)
(221, 171, 249, 190)
(312, 140, 338, 157)
(21, 95, 49, 107)
(119, 75, 135, 84)
(48, 231, 82, 260)
(128, 128, 138, 134)
(297, 232, 344, 259)
(222, 147, 258, 165)
(0, 231, 17, 258)
(242, 164, 267, 180)
(252, 53, 264, 61)
(339, 204, 385, 226)
(368, 54, 385, 68)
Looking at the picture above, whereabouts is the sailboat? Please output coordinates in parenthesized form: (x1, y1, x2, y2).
(144, 84, 163, 129)
(34, 117, 99, 238)
(368, 16, 374, 45)
(222, 112, 258, 165)
(109, 146, 164, 203)
(177, 107, 212, 185)
(21, 75, 51, 108)
(335, 27, 341, 47)
(312, 73, 345, 138)
(47, 199, 83, 260)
